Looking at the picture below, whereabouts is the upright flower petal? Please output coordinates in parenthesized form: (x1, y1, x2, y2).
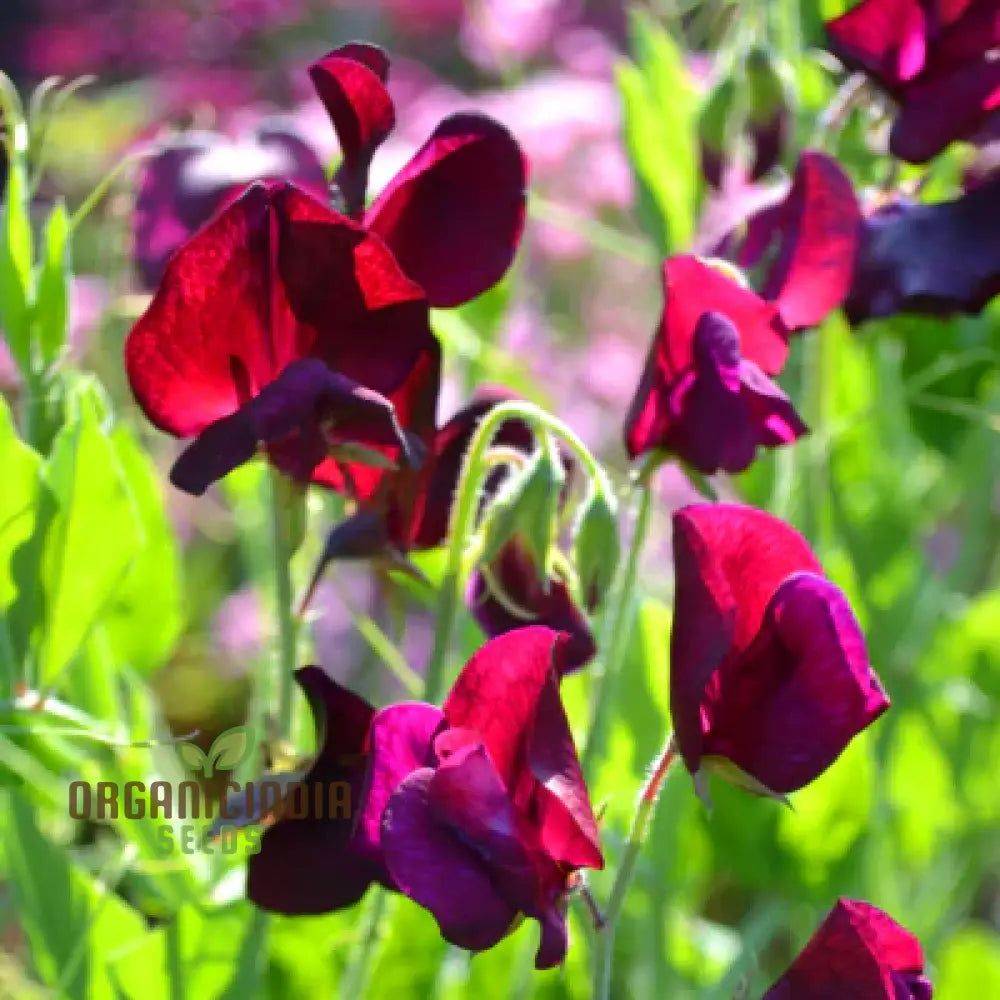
(247, 668, 379, 914)
(670, 504, 821, 777)
(365, 113, 528, 307)
(309, 43, 395, 215)
(764, 899, 932, 999)
(758, 151, 861, 331)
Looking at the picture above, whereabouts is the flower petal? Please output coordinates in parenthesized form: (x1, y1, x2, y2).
(381, 767, 521, 954)
(844, 176, 1000, 323)
(702, 572, 888, 793)
(825, 0, 929, 92)
(365, 113, 527, 307)
(444, 628, 602, 868)
(309, 43, 395, 214)
(655, 312, 806, 474)
(669, 504, 822, 777)
(169, 358, 420, 494)
(125, 181, 435, 448)
(357, 701, 445, 866)
(759, 151, 861, 331)
(764, 898, 930, 999)
(467, 541, 596, 672)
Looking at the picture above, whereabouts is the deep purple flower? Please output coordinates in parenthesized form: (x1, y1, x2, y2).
(826, 0, 1000, 163)
(718, 150, 862, 332)
(310, 42, 528, 307)
(764, 898, 933, 999)
(249, 628, 603, 969)
(670, 504, 889, 795)
(132, 126, 329, 289)
(844, 174, 1000, 323)
(125, 181, 437, 495)
(624, 255, 805, 474)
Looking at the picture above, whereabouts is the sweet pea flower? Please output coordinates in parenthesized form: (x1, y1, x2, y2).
(125, 180, 437, 495)
(310, 42, 527, 307)
(249, 627, 603, 969)
(670, 504, 889, 795)
(623, 255, 806, 474)
(714, 150, 862, 332)
(844, 174, 1000, 323)
(764, 898, 933, 999)
(826, 0, 1000, 163)
(132, 125, 329, 289)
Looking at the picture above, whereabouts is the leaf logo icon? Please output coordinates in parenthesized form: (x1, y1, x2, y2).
(176, 726, 254, 777)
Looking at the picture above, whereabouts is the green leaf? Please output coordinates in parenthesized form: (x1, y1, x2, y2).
(617, 11, 700, 254)
(208, 725, 253, 773)
(0, 73, 33, 373)
(936, 924, 1000, 1000)
(100, 425, 183, 676)
(34, 199, 70, 366)
(0, 397, 42, 690)
(32, 381, 144, 686)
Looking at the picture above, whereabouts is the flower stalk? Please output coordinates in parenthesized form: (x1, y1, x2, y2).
(592, 734, 677, 1000)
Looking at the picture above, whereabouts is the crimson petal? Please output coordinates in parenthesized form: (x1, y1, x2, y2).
(169, 359, 420, 494)
(703, 572, 888, 793)
(764, 899, 931, 999)
(365, 113, 528, 307)
(309, 43, 395, 215)
(759, 151, 861, 331)
(844, 175, 1000, 323)
(381, 768, 521, 953)
(669, 504, 821, 778)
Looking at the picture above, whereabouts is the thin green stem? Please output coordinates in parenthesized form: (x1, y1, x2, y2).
(592, 734, 677, 1000)
(581, 483, 654, 777)
(338, 871, 388, 998)
(423, 400, 607, 703)
(268, 469, 299, 739)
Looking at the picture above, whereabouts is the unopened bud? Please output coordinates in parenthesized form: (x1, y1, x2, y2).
(698, 77, 739, 189)
(746, 47, 792, 180)
(571, 484, 619, 611)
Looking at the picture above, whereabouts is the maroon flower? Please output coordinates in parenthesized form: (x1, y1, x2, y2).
(764, 898, 933, 999)
(125, 180, 437, 495)
(249, 628, 603, 969)
(718, 150, 862, 332)
(310, 42, 528, 307)
(132, 126, 329, 289)
(624, 256, 805, 474)
(670, 504, 889, 795)
(826, 0, 1000, 163)
(844, 174, 1000, 322)
(467, 540, 597, 673)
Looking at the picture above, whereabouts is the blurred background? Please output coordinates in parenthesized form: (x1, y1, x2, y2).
(1, 1, 998, 997)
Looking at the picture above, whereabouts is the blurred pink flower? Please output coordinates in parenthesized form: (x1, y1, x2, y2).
(461, 0, 573, 72)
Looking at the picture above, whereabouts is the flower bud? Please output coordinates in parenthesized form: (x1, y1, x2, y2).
(698, 76, 739, 189)
(479, 433, 565, 588)
(571, 483, 619, 611)
(746, 47, 792, 180)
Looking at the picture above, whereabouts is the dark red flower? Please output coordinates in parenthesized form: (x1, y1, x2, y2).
(826, 0, 1000, 163)
(310, 42, 528, 307)
(624, 256, 805, 474)
(247, 667, 388, 913)
(248, 628, 602, 969)
(670, 504, 889, 795)
(764, 898, 933, 999)
(718, 150, 862, 332)
(467, 540, 596, 673)
(844, 174, 1000, 322)
(132, 126, 328, 289)
(125, 181, 437, 495)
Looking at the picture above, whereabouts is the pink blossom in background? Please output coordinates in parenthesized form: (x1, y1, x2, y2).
(461, 0, 573, 72)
